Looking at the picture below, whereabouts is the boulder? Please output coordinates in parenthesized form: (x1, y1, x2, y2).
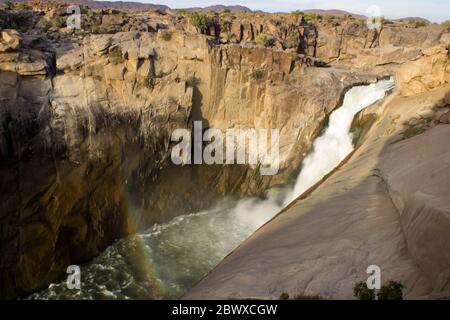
(16, 60, 47, 76)
(397, 45, 450, 96)
(102, 14, 126, 26)
(56, 48, 84, 72)
(0, 29, 22, 52)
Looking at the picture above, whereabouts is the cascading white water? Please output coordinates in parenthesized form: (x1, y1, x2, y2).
(29, 78, 394, 300)
(286, 77, 395, 203)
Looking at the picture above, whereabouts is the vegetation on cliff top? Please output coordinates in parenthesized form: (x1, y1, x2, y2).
(191, 12, 212, 34)
(279, 292, 324, 300)
(255, 34, 275, 47)
(353, 281, 404, 300)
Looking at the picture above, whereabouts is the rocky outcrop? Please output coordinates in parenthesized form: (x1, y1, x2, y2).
(178, 12, 448, 71)
(397, 45, 450, 96)
(0, 29, 21, 52)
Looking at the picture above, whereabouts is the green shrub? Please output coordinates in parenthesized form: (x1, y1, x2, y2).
(441, 20, 450, 27)
(16, 2, 31, 10)
(402, 124, 428, 139)
(279, 292, 289, 300)
(109, 47, 124, 65)
(353, 281, 376, 300)
(251, 69, 263, 81)
(221, 20, 232, 32)
(291, 10, 304, 16)
(278, 291, 323, 300)
(54, 16, 66, 28)
(255, 34, 275, 47)
(223, 8, 231, 13)
(144, 75, 154, 88)
(378, 281, 404, 300)
(304, 13, 318, 22)
(191, 12, 212, 34)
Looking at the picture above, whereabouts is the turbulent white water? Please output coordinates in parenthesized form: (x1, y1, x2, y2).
(286, 77, 395, 203)
(29, 78, 394, 300)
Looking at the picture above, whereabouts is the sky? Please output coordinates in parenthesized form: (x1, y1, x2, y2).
(131, 0, 450, 22)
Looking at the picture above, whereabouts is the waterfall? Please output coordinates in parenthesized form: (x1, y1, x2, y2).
(286, 77, 395, 204)
(29, 78, 394, 300)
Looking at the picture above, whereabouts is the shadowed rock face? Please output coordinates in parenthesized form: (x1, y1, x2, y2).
(0, 5, 448, 299)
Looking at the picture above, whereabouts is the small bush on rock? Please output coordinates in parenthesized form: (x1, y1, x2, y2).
(353, 281, 376, 300)
(353, 280, 404, 300)
(378, 281, 404, 300)
(255, 34, 275, 47)
(251, 69, 263, 81)
(279, 292, 289, 300)
(191, 13, 212, 34)
(221, 20, 232, 32)
(54, 16, 66, 28)
(291, 10, 304, 16)
(304, 13, 318, 22)
(16, 2, 31, 10)
(109, 47, 124, 65)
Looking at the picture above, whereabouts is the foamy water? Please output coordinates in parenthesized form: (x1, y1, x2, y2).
(29, 78, 394, 300)
(286, 77, 394, 203)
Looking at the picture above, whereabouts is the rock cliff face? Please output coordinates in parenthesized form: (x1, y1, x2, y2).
(0, 5, 449, 299)
(0, 11, 382, 298)
(185, 45, 450, 300)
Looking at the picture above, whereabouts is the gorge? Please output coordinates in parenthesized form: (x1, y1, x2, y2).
(0, 1, 449, 300)
(28, 78, 394, 299)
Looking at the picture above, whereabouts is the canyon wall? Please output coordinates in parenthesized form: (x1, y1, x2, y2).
(0, 26, 377, 298)
(0, 6, 448, 299)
